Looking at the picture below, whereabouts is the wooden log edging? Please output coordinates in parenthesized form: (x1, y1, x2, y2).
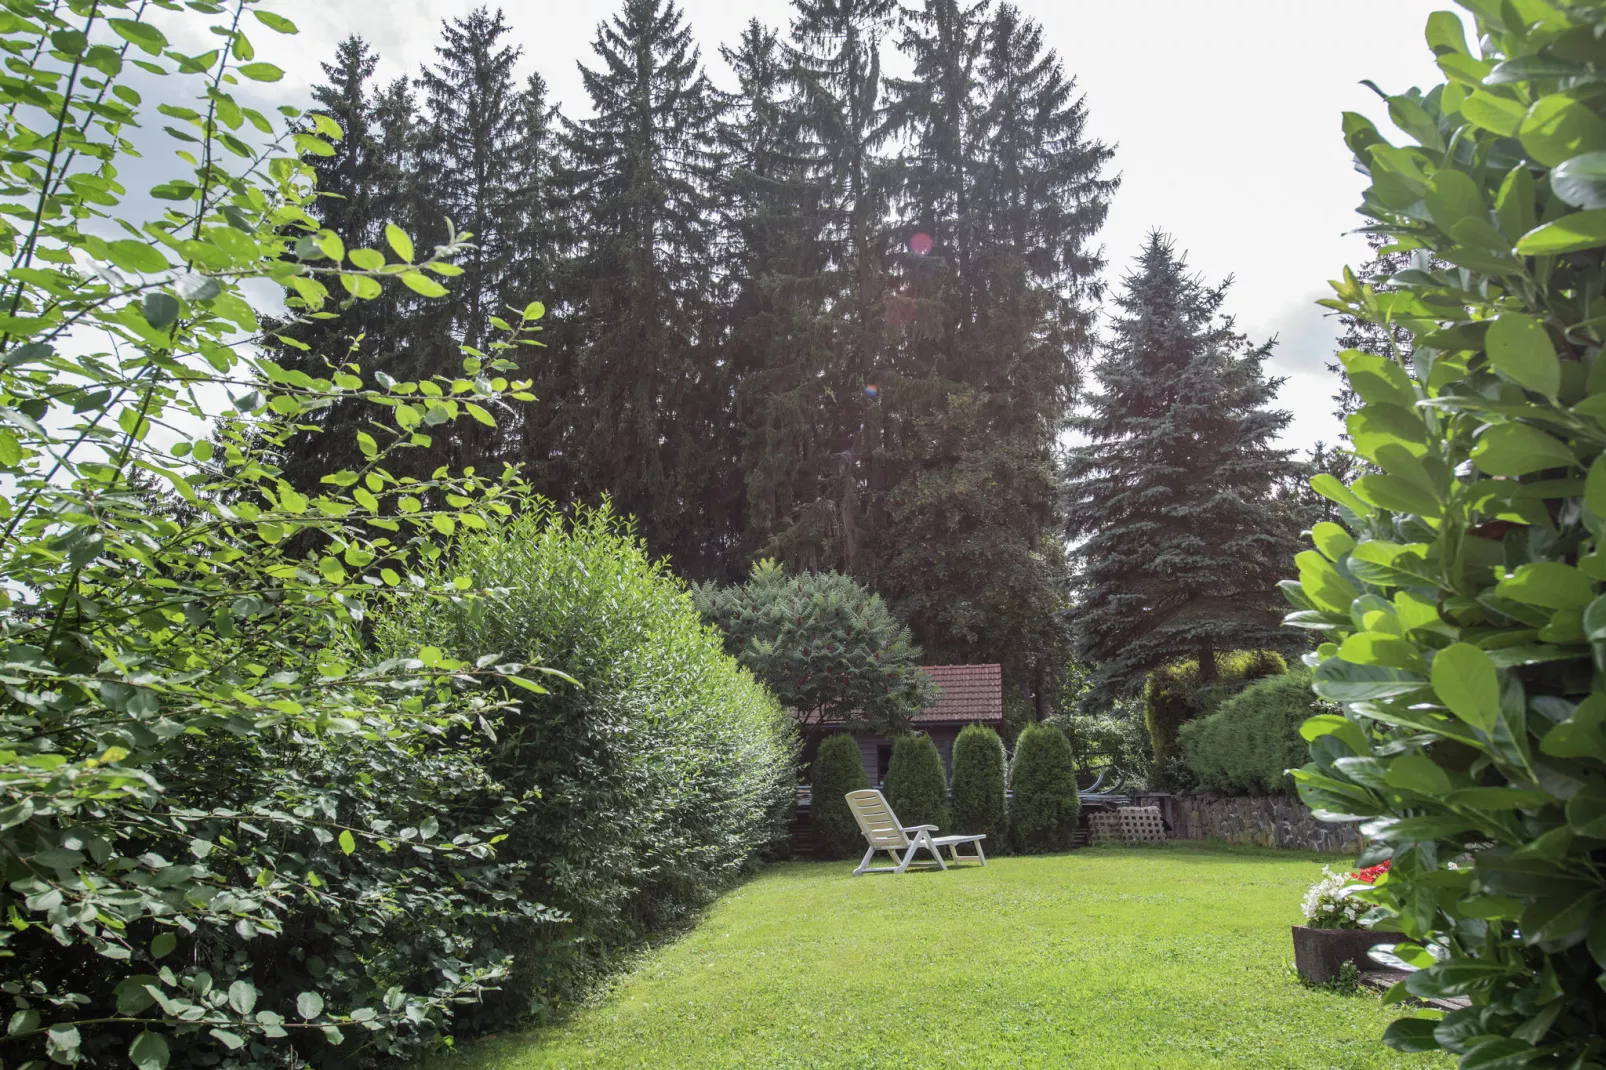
(1133, 792, 1361, 853)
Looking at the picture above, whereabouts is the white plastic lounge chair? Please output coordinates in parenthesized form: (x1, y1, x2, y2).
(844, 789, 986, 876)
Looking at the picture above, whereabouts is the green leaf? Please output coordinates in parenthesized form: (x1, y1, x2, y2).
(129, 1031, 169, 1070)
(297, 990, 325, 1020)
(402, 272, 447, 298)
(1425, 10, 1468, 55)
(1485, 314, 1560, 398)
(142, 293, 181, 329)
(1351, 474, 1443, 518)
(1587, 455, 1606, 518)
(237, 62, 284, 82)
(105, 240, 169, 274)
(1516, 210, 1606, 255)
(385, 224, 414, 262)
(338, 829, 355, 855)
(348, 248, 385, 271)
(1339, 350, 1415, 408)
(1425, 170, 1489, 234)
(1551, 151, 1606, 211)
(227, 979, 256, 1015)
(252, 10, 298, 32)
(1520, 95, 1606, 167)
(1495, 562, 1594, 610)
(1431, 643, 1501, 733)
(108, 18, 166, 55)
(1384, 752, 1453, 795)
(1461, 90, 1526, 137)
(1470, 422, 1578, 476)
(1313, 658, 1425, 701)
(1310, 522, 1356, 562)
(1309, 473, 1373, 517)
(151, 931, 176, 959)
(209, 1028, 245, 1050)
(1296, 550, 1358, 613)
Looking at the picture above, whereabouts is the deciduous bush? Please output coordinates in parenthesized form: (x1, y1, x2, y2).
(694, 560, 935, 739)
(378, 503, 798, 1013)
(885, 734, 949, 830)
(0, 4, 555, 1067)
(1288, 5, 1606, 1063)
(1052, 709, 1152, 790)
(810, 734, 871, 859)
(1143, 650, 1285, 788)
(1180, 670, 1326, 796)
(950, 725, 1009, 847)
(1009, 724, 1080, 853)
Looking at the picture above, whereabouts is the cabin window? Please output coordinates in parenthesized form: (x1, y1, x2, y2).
(876, 743, 892, 785)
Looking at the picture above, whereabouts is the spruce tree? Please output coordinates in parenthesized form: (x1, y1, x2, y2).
(563, 0, 730, 577)
(877, 2, 1115, 710)
(1064, 232, 1301, 708)
(415, 7, 529, 473)
(719, 21, 836, 568)
(273, 38, 429, 492)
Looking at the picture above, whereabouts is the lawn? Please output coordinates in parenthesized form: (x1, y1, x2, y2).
(438, 844, 1448, 1070)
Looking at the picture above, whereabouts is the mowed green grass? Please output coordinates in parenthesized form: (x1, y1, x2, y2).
(437, 844, 1448, 1070)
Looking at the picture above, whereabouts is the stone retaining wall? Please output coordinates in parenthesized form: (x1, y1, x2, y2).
(1133, 792, 1361, 853)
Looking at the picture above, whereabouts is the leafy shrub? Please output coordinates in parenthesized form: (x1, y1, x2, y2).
(378, 503, 798, 1011)
(885, 734, 949, 830)
(950, 725, 1009, 847)
(694, 559, 935, 739)
(1009, 724, 1081, 853)
(1180, 670, 1327, 795)
(1052, 708, 1152, 791)
(1289, 5, 1606, 1062)
(810, 734, 871, 859)
(0, 5, 552, 1067)
(1142, 650, 1285, 788)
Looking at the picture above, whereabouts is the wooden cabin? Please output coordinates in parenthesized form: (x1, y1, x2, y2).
(824, 664, 1005, 785)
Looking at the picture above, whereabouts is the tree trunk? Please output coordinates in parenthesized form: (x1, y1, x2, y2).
(1198, 639, 1217, 684)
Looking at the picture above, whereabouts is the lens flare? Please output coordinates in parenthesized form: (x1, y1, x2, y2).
(864, 384, 878, 398)
(909, 232, 933, 255)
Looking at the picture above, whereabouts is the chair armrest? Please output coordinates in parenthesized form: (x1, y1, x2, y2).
(902, 824, 939, 833)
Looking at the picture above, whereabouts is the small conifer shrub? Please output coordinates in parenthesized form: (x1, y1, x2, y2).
(1010, 724, 1081, 853)
(885, 734, 950, 830)
(950, 724, 1008, 848)
(810, 734, 870, 859)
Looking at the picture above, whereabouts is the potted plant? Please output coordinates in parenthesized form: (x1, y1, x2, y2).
(1291, 861, 1396, 985)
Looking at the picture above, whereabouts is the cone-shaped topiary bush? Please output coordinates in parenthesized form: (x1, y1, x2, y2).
(1180, 669, 1325, 796)
(1010, 723, 1081, 853)
(950, 724, 1008, 849)
(810, 734, 870, 859)
(885, 734, 949, 830)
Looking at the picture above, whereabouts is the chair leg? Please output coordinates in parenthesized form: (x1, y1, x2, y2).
(853, 845, 876, 876)
(925, 833, 947, 871)
(975, 841, 986, 867)
(895, 842, 919, 874)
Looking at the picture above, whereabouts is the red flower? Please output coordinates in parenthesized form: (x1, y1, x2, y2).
(1350, 860, 1392, 884)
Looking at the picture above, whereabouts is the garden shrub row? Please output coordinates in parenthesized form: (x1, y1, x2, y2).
(1179, 669, 1326, 796)
(810, 725, 1079, 858)
(1142, 650, 1286, 788)
(377, 504, 799, 1017)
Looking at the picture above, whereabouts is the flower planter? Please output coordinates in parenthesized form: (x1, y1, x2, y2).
(1291, 925, 1399, 985)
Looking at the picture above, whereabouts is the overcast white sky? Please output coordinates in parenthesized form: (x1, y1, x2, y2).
(268, 0, 1447, 452)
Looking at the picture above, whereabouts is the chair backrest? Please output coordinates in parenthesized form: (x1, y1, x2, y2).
(845, 789, 909, 849)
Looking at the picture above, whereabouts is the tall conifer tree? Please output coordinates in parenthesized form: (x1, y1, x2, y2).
(878, 2, 1115, 708)
(563, 0, 729, 576)
(1064, 233, 1300, 708)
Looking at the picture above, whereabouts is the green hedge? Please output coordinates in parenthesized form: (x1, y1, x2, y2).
(950, 724, 1008, 848)
(811, 734, 870, 859)
(1143, 650, 1285, 789)
(1010, 723, 1080, 853)
(1178, 670, 1321, 796)
(885, 734, 949, 830)
(378, 502, 798, 1014)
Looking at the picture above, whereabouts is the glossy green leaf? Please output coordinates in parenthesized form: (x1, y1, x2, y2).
(1485, 314, 1560, 398)
(1520, 95, 1606, 167)
(129, 1032, 169, 1070)
(1470, 422, 1578, 475)
(1431, 644, 1501, 733)
(1551, 151, 1606, 210)
(1516, 210, 1606, 255)
(1495, 562, 1594, 610)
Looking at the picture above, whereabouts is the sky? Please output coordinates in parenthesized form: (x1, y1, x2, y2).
(269, 0, 1449, 453)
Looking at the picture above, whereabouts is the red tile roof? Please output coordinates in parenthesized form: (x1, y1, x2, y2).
(915, 664, 1003, 724)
